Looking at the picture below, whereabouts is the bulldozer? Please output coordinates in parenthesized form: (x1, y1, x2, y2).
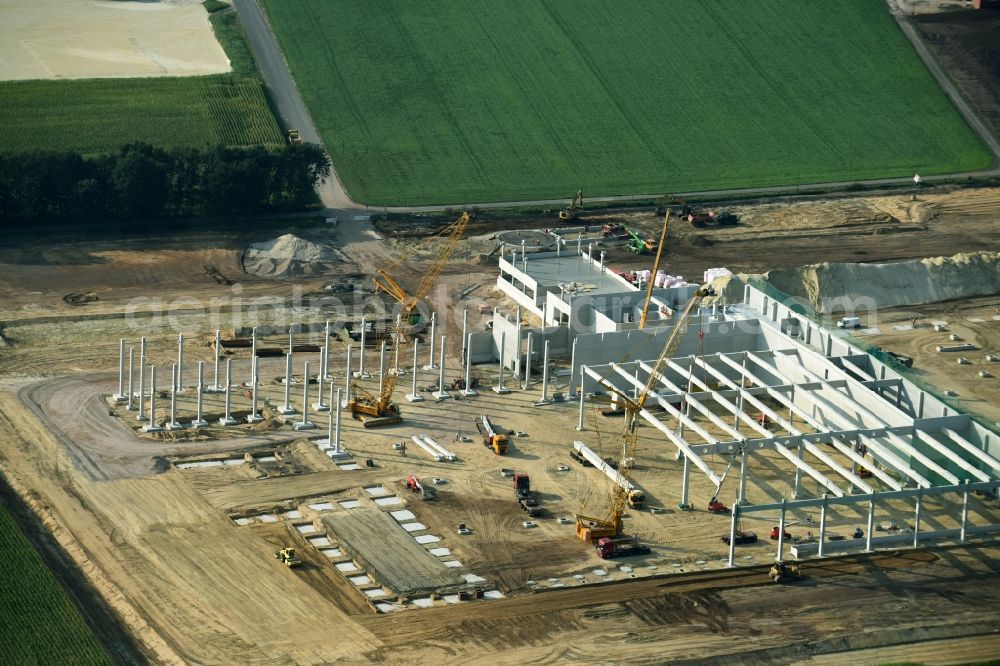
(768, 560, 801, 583)
(274, 547, 303, 568)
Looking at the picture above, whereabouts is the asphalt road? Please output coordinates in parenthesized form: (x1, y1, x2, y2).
(233, 1, 999, 215)
(231, 0, 354, 209)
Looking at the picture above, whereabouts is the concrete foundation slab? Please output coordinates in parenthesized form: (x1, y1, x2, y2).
(322, 509, 465, 594)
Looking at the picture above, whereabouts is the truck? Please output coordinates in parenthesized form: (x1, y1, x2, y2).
(836, 316, 861, 329)
(595, 536, 651, 560)
(514, 473, 531, 499)
(519, 497, 542, 517)
(477, 414, 509, 454)
(286, 129, 303, 145)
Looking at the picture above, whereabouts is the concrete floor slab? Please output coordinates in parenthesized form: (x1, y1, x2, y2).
(374, 496, 404, 507)
(389, 510, 416, 522)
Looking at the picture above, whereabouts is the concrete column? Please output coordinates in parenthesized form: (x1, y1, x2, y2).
(961, 479, 970, 543)
(576, 366, 586, 431)
(433, 336, 450, 400)
(323, 321, 332, 380)
(568, 337, 578, 398)
(313, 347, 329, 411)
(137, 355, 147, 421)
(680, 454, 691, 510)
(538, 340, 552, 404)
(176, 334, 184, 391)
(423, 313, 437, 370)
(247, 355, 262, 423)
(727, 504, 738, 567)
(167, 364, 183, 429)
(865, 496, 875, 552)
(513, 319, 522, 378)
(736, 445, 750, 505)
(462, 333, 477, 397)
(776, 498, 787, 562)
(211, 329, 222, 391)
(493, 331, 509, 394)
(294, 362, 315, 430)
(250, 327, 257, 384)
(913, 487, 922, 548)
(344, 345, 353, 406)
(139, 336, 146, 368)
(143, 366, 162, 432)
(393, 331, 401, 376)
(378, 340, 386, 396)
(461, 309, 468, 367)
(219, 358, 237, 426)
(523, 333, 533, 389)
(334, 387, 343, 454)
(115, 338, 126, 400)
(818, 494, 828, 558)
(793, 441, 804, 498)
(356, 317, 367, 377)
(407, 340, 423, 402)
(191, 361, 208, 428)
(287, 328, 295, 379)
(126, 347, 135, 411)
(279, 353, 296, 415)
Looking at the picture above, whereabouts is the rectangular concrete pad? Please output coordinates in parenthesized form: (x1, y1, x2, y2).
(322, 509, 465, 594)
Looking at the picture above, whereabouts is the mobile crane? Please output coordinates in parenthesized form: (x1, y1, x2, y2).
(575, 283, 716, 541)
(347, 212, 471, 426)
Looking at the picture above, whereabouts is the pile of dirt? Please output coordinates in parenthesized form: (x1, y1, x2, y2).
(765, 251, 1000, 312)
(242, 234, 342, 278)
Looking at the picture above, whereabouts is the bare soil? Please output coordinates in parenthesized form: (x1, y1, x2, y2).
(1, 188, 999, 663)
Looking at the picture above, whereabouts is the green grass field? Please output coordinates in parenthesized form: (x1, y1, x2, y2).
(262, 0, 993, 205)
(0, 11, 282, 156)
(0, 504, 110, 665)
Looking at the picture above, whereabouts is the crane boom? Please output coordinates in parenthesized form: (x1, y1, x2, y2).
(638, 211, 670, 329)
(349, 212, 471, 424)
(576, 283, 715, 540)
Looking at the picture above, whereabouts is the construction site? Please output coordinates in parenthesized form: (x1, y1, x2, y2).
(0, 182, 998, 664)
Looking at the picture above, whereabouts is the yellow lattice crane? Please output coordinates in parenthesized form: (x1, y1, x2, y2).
(576, 283, 715, 541)
(347, 212, 471, 427)
(638, 210, 671, 330)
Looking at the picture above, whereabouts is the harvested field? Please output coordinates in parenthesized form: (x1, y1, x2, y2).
(0, 11, 282, 155)
(261, 0, 990, 204)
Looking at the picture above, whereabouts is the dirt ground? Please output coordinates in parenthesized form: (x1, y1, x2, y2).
(913, 5, 1000, 142)
(1, 186, 1000, 663)
(855, 294, 1000, 426)
(0, 0, 230, 81)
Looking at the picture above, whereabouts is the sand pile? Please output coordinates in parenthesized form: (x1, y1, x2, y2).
(765, 252, 1000, 312)
(243, 234, 342, 278)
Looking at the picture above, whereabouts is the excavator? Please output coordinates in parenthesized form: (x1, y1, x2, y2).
(575, 283, 716, 541)
(654, 193, 686, 217)
(347, 212, 471, 427)
(559, 190, 584, 221)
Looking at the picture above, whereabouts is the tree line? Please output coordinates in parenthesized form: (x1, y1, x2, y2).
(0, 142, 331, 224)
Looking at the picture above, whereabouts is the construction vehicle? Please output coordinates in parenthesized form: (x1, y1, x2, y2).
(274, 547, 302, 568)
(575, 284, 716, 541)
(348, 212, 471, 427)
(686, 207, 739, 228)
(769, 526, 792, 540)
(596, 536, 651, 560)
(514, 473, 531, 499)
(451, 376, 480, 391)
(624, 226, 656, 254)
(520, 497, 542, 517)
(286, 129, 303, 144)
(654, 194, 686, 217)
(721, 526, 758, 545)
(477, 414, 509, 454)
(405, 474, 437, 500)
(768, 560, 801, 583)
(601, 222, 625, 237)
(559, 190, 583, 221)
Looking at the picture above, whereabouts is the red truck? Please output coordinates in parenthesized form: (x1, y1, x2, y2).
(596, 536, 651, 560)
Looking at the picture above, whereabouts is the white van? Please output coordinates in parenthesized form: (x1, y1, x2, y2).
(836, 316, 861, 329)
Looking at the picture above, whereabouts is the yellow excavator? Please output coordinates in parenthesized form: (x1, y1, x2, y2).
(347, 212, 471, 427)
(559, 190, 584, 221)
(576, 283, 715, 541)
